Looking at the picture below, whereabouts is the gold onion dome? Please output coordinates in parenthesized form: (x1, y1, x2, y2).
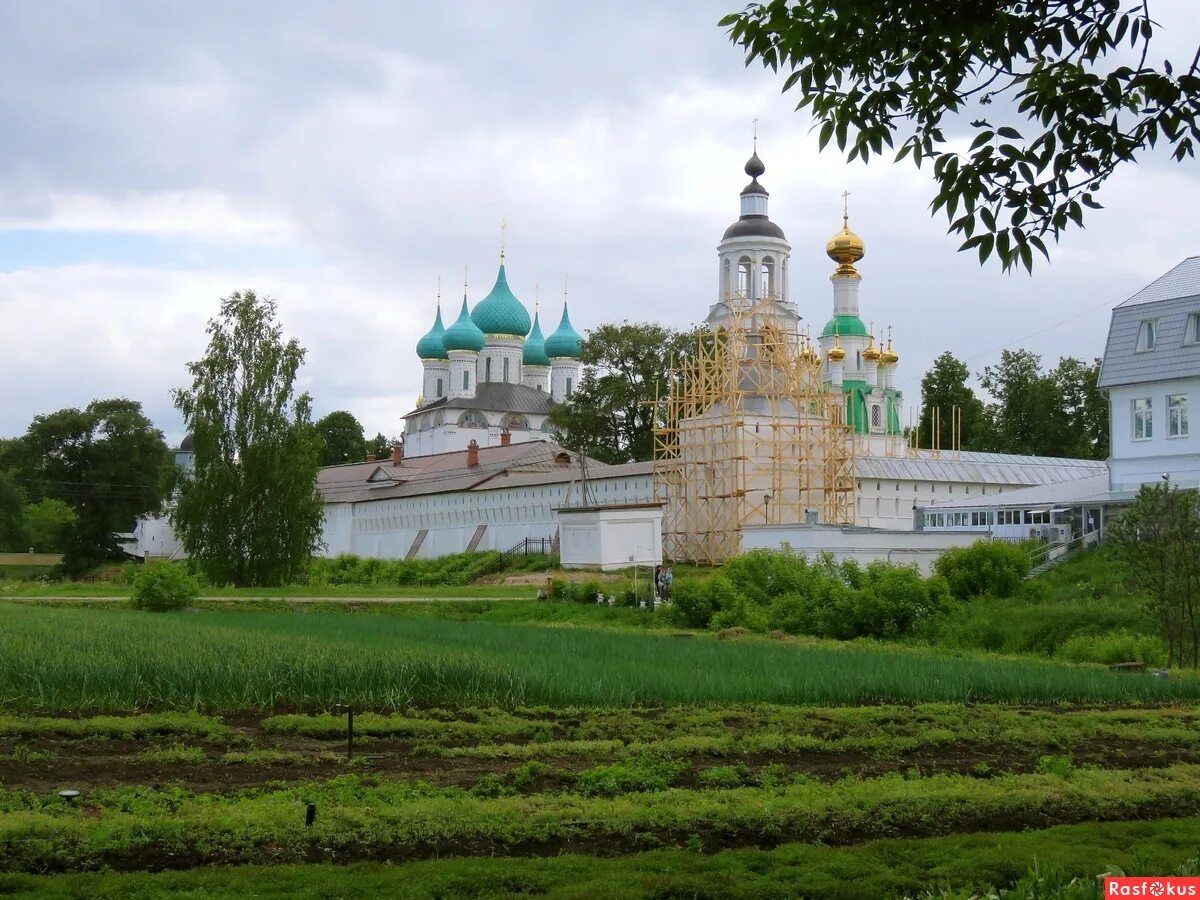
(826, 208, 865, 277)
(881, 339, 899, 365)
(827, 343, 846, 362)
(863, 337, 881, 362)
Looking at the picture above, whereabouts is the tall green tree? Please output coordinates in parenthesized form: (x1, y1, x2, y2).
(1051, 355, 1109, 459)
(13, 399, 170, 572)
(723, 1, 1200, 271)
(917, 351, 987, 450)
(365, 432, 397, 461)
(979, 349, 1068, 456)
(550, 322, 697, 464)
(172, 290, 325, 587)
(1110, 482, 1200, 668)
(315, 410, 367, 465)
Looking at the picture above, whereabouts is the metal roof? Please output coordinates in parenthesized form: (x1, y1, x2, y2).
(1097, 295, 1200, 388)
(854, 450, 1105, 486)
(1116, 256, 1200, 308)
(405, 382, 556, 418)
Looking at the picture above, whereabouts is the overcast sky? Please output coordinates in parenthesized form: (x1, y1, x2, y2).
(2, 1, 1198, 444)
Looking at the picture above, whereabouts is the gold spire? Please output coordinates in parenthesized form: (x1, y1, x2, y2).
(826, 190, 865, 277)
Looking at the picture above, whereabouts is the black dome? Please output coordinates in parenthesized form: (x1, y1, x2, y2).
(722, 215, 787, 241)
(179, 434, 194, 452)
(744, 151, 766, 179)
(740, 178, 769, 197)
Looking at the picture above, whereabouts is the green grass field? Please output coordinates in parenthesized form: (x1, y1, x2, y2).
(2, 601, 1197, 711)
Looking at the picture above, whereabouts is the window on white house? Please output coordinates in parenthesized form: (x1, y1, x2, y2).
(1169, 394, 1189, 437)
(1188, 313, 1200, 345)
(1137, 319, 1158, 351)
(1133, 397, 1153, 439)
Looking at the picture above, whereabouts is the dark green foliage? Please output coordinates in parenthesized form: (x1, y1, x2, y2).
(549, 321, 700, 463)
(934, 540, 1031, 600)
(314, 410, 367, 466)
(131, 562, 201, 612)
(723, 1, 1200, 272)
(0, 472, 27, 551)
(698, 550, 950, 640)
(670, 578, 721, 628)
(917, 351, 986, 451)
(172, 291, 325, 587)
(6, 399, 171, 572)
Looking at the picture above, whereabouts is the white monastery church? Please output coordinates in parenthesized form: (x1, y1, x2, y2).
(131, 145, 1139, 567)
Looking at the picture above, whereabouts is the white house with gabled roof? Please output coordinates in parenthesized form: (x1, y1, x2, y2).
(1097, 257, 1200, 491)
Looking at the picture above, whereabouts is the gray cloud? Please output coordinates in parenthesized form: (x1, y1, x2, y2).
(1, 0, 1198, 442)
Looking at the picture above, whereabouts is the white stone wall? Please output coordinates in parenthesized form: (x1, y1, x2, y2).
(522, 365, 550, 393)
(550, 359, 583, 403)
(1108, 378, 1200, 489)
(422, 360, 449, 402)
(742, 523, 984, 575)
(852, 477, 1022, 531)
(448, 350, 478, 399)
(478, 337, 524, 386)
(319, 471, 655, 559)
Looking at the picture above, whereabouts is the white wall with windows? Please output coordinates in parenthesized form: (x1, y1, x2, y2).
(1108, 378, 1200, 490)
(401, 409, 553, 458)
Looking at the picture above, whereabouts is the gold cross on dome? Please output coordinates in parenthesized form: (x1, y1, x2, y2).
(752, 117, 758, 149)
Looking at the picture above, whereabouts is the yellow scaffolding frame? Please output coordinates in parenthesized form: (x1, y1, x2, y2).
(653, 295, 856, 565)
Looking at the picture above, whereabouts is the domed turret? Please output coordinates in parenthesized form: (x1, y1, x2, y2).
(721, 147, 787, 241)
(416, 306, 448, 360)
(523, 309, 551, 367)
(544, 302, 583, 359)
(863, 333, 881, 362)
(472, 264, 531, 337)
(443, 297, 485, 352)
(826, 207, 865, 277)
(820, 314, 869, 338)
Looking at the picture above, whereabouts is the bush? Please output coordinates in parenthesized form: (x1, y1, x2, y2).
(573, 754, 689, 797)
(131, 563, 201, 612)
(1057, 631, 1168, 667)
(934, 541, 1031, 600)
(670, 579, 721, 628)
(306, 551, 511, 588)
(723, 549, 812, 603)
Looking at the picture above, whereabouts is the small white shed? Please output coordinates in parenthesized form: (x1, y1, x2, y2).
(556, 502, 664, 571)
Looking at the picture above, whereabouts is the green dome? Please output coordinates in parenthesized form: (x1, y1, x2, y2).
(523, 310, 551, 367)
(544, 303, 583, 359)
(821, 314, 869, 338)
(415, 307, 447, 360)
(472, 265, 531, 337)
(443, 297, 485, 352)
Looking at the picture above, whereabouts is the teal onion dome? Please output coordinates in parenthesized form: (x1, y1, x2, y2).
(471, 265, 531, 337)
(415, 307, 448, 360)
(523, 310, 551, 367)
(544, 303, 583, 359)
(821, 314, 869, 338)
(443, 297, 485, 352)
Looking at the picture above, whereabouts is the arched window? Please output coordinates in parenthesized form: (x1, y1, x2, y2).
(723, 258, 732, 298)
(502, 414, 529, 430)
(435, 377, 444, 398)
(566, 376, 573, 398)
(485, 358, 492, 382)
(462, 370, 470, 391)
(503, 358, 510, 383)
(457, 411, 487, 428)
(856, 351, 862, 370)
(737, 256, 752, 297)
(760, 256, 775, 298)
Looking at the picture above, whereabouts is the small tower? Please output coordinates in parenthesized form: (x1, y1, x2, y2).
(416, 286, 450, 402)
(443, 293, 485, 399)
(819, 197, 870, 381)
(544, 285, 583, 403)
(522, 299, 551, 392)
(707, 141, 799, 334)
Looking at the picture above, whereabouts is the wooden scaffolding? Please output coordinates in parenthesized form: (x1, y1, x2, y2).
(652, 296, 856, 564)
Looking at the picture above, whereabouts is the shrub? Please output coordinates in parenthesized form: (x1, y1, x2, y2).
(1057, 631, 1168, 667)
(131, 563, 200, 612)
(723, 549, 811, 603)
(671, 579, 720, 628)
(698, 764, 750, 789)
(934, 541, 1031, 600)
(573, 754, 689, 797)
